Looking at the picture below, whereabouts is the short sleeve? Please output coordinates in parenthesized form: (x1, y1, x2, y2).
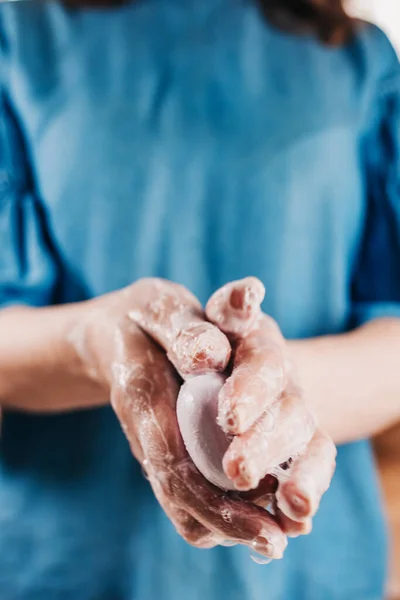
(0, 71, 59, 309)
(351, 31, 400, 327)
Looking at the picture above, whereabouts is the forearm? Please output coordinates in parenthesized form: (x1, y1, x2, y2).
(290, 318, 400, 444)
(0, 303, 107, 412)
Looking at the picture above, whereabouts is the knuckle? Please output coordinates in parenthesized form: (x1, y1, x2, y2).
(178, 524, 206, 546)
(179, 528, 197, 544)
(133, 277, 167, 291)
(173, 514, 219, 548)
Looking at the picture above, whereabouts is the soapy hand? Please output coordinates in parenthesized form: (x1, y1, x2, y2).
(81, 277, 335, 554)
(205, 278, 336, 535)
(82, 279, 287, 558)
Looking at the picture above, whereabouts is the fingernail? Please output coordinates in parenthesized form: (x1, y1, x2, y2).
(230, 288, 247, 311)
(222, 404, 249, 434)
(221, 412, 238, 432)
(302, 519, 312, 535)
(223, 400, 274, 435)
(236, 459, 254, 491)
(250, 538, 275, 563)
(223, 455, 252, 491)
(252, 533, 286, 559)
(175, 329, 230, 374)
(287, 520, 312, 538)
(290, 493, 310, 518)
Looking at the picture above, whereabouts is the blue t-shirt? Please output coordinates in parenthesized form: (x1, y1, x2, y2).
(0, 1, 400, 599)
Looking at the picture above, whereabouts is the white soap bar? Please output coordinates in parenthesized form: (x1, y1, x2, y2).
(177, 373, 235, 491)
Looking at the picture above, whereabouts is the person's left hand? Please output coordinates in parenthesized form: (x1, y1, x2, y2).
(205, 277, 337, 537)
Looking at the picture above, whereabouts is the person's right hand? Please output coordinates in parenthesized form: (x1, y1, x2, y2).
(75, 279, 288, 559)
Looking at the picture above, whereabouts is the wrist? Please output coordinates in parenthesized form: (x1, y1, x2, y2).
(286, 337, 326, 414)
(67, 297, 114, 395)
(0, 302, 111, 412)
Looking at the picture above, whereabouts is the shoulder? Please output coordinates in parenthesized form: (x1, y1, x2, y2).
(354, 23, 399, 71)
(350, 23, 400, 101)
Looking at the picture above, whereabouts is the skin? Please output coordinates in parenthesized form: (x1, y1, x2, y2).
(291, 321, 400, 444)
(0, 277, 399, 555)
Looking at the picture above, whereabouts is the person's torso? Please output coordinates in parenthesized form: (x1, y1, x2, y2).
(0, 2, 387, 599)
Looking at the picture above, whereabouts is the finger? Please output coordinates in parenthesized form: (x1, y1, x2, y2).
(169, 459, 287, 559)
(110, 318, 286, 557)
(110, 321, 271, 553)
(274, 505, 312, 538)
(276, 429, 337, 521)
(243, 486, 311, 538)
(111, 322, 222, 550)
(155, 492, 218, 549)
(128, 279, 231, 377)
(206, 277, 265, 337)
(239, 474, 278, 505)
(223, 391, 316, 491)
(207, 279, 288, 434)
(145, 454, 220, 549)
(217, 318, 288, 434)
(111, 318, 188, 470)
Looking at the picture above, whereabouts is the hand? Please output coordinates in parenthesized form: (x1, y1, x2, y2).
(205, 277, 337, 536)
(78, 279, 288, 558)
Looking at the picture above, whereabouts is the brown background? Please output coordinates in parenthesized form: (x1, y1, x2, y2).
(375, 424, 400, 600)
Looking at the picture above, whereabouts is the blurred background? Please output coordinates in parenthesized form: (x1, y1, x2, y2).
(349, 0, 400, 51)
(350, 4, 400, 598)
